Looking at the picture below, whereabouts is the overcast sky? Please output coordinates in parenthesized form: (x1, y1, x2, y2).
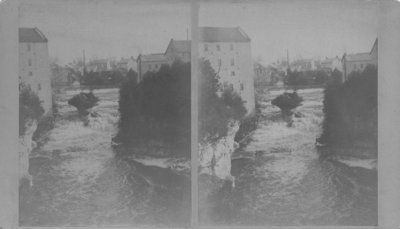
(19, 0, 191, 65)
(20, 0, 378, 66)
(199, 0, 378, 65)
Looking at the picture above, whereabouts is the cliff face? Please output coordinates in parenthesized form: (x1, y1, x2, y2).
(19, 119, 38, 186)
(199, 120, 239, 181)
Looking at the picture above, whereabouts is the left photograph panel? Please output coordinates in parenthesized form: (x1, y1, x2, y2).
(18, 0, 191, 226)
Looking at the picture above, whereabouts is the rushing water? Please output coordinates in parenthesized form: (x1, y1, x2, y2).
(200, 88, 377, 226)
(19, 88, 191, 227)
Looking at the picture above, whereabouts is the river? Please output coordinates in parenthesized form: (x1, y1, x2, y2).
(19, 88, 191, 227)
(199, 88, 377, 226)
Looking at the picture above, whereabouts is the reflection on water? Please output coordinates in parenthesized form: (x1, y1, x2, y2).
(20, 88, 190, 227)
(200, 88, 377, 226)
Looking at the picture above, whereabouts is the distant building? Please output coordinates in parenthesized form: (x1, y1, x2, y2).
(254, 62, 273, 85)
(137, 39, 191, 81)
(290, 59, 317, 72)
(198, 26, 255, 114)
(320, 56, 342, 74)
(19, 27, 52, 114)
(342, 38, 378, 81)
(117, 56, 137, 72)
(165, 39, 191, 63)
(137, 53, 170, 81)
(86, 59, 111, 72)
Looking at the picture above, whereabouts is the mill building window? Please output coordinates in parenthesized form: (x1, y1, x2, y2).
(216, 44, 221, 51)
(204, 44, 208, 51)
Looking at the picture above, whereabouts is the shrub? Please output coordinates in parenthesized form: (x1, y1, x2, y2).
(271, 91, 303, 114)
(234, 112, 260, 146)
(19, 83, 44, 136)
(198, 59, 246, 142)
(32, 114, 56, 146)
(318, 65, 377, 146)
(68, 91, 99, 115)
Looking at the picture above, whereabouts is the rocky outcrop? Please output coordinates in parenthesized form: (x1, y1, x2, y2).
(19, 119, 38, 187)
(199, 120, 239, 184)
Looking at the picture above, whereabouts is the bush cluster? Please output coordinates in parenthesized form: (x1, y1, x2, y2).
(19, 83, 44, 136)
(68, 91, 99, 115)
(271, 91, 303, 114)
(318, 65, 377, 146)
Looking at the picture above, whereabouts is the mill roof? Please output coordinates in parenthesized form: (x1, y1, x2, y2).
(19, 27, 48, 43)
(139, 53, 167, 62)
(199, 26, 251, 43)
(166, 39, 191, 53)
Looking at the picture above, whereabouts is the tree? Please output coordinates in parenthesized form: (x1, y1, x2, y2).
(330, 68, 343, 84)
(198, 59, 246, 142)
(126, 69, 138, 83)
(318, 65, 377, 146)
(19, 83, 44, 136)
(115, 60, 191, 155)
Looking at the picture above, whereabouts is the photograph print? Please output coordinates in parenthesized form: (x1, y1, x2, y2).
(197, 0, 378, 226)
(18, 0, 191, 226)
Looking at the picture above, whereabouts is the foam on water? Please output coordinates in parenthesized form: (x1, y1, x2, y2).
(268, 88, 324, 96)
(335, 158, 377, 170)
(65, 88, 119, 96)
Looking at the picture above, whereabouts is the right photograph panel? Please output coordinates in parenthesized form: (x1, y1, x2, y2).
(197, 0, 378, 226)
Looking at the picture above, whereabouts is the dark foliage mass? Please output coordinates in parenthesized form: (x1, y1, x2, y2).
(115, 61, 191, 156)
(271, 91, 303, 114)
(318, 65, 377, 146)
(19, 83, 45, 136)
(234, 111, 261, 147)
(198, 59, 247, 142)
(68, 92, 99, 115)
